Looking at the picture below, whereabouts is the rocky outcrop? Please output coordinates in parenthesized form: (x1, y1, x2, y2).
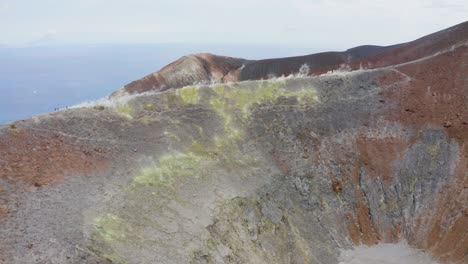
(0, 23, 467, 264)
(113, 21, 468, 97)
(112, 53, 250, 97)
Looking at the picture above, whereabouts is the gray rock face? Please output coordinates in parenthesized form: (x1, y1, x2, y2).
(1, 24, 467, 264)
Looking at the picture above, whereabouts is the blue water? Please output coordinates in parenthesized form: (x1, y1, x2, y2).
(0, 44, 317, 124)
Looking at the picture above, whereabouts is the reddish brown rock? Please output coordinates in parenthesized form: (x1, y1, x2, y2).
(357, 136, 409, 185)
(113, 22, 468, 98)
(0, 128, 109, 187)
(112, 53, 249, 96)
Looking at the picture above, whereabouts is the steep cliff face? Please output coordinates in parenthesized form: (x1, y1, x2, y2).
(0, 23, 467, 264)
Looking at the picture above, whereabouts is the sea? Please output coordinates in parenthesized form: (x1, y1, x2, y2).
(0, 43, 317, 124)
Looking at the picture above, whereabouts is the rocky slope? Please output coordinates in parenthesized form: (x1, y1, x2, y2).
(113, 21, 468, 97)
(0, 22, 467, 264)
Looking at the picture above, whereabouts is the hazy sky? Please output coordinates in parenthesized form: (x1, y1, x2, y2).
(1, 0, 467, 49)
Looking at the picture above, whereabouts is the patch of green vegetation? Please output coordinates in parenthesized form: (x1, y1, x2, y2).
(133, 152, 205, 186)
(389, 199, 399, 211)
(134, 136, 260, 188)
(164, 131, 180, 142)
(426, 143, 440, 156)
(321, 198, 329, 210)
(92, 80, 320, 261)
(209, 83, 318, 139)
(335, 193, 344, 204)
(211, 83, 281, 120)
(212, 82, 318, 118)
(176, 86, 200, 105)
(143, 103, 156, 111)
(426, 142, 442, 169)
(139, 116, 159, 125)
(379, 202, 387, 212)
(189, 137, 258, 170)
(283, 89, 319, 104)
(93, 214, 128, 242)
(189, 140, 217, 157)
(210, 97, 241, 140)
(220, 84, 277, 117)
(115, 104, 133, 119)
(379, 198, 399, 212)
